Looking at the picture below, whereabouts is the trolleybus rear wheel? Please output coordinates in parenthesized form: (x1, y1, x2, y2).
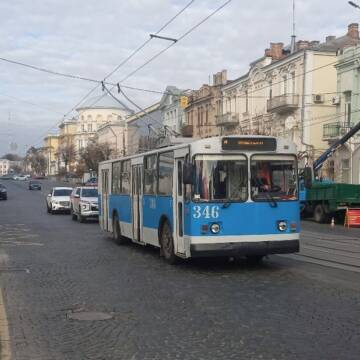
(160, 221, 178, 264)
(113, 214, 127, 245)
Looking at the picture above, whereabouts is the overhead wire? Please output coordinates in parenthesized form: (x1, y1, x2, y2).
(29, 0, 196, 147)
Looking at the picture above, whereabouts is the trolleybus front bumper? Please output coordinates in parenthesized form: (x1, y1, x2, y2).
(190, 239, 299, 257)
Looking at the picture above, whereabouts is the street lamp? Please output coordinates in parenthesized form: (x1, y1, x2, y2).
(349, 1, 360, 9)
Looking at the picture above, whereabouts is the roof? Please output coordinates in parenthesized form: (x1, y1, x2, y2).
(76, 94, 132, 112)
(315, 35, 360, 52)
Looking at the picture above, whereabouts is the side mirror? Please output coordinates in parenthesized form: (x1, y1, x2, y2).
(47, 194, 52, 197)
(74, 194, 80, 198)
(303, 167, 313, 189)
(183, 163, 194, 185)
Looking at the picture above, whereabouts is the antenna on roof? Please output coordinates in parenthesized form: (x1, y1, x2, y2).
(291, 0, 296, 53)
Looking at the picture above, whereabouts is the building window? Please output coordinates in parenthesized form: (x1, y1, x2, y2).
(81, 124, 85, 132)
(344, 91, 352, 125)
(245, 90, 249, 113)
(341, 159, 350, 183)
(158, 151, 174, 195)
(269, 80, 273, 99)
(283, 75, 287, 95)
(291, 72, 296, 94)
(88, 123, 92, 132)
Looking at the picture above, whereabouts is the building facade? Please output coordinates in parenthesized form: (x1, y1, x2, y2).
(43, 134, 59, 176)
(0, 159, 10, 176)
(159, 86, 188, 134)
(323, 44, 360, 183)
(96, 121, 127, 158)
(183, 70, 228, 138)
(74, 94, 133, 155)
(219, 23, 360, 166)
(126, 103, 162, 155)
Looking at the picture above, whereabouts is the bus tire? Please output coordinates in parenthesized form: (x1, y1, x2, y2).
(160, 220, 178, 264)
(246, 255, 264, 264)
(113, 214, 127, 245)
(314, 204, 326, 223)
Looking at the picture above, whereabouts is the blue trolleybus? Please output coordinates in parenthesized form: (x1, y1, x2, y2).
(98, 136, 300, 263)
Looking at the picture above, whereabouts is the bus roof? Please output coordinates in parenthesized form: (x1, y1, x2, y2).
(99, 135, 297, 166)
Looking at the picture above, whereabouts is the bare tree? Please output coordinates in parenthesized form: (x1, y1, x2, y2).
(26, 147, 47, 175)
(57, 142, 76, 173)
(79, 141, 113, 175)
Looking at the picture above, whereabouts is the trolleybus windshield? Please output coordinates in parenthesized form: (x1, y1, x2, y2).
(193, 155, 247, 202)
(250, 155, 297, 201)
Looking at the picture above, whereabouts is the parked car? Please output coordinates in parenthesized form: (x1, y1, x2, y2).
(70, 186, 98, 222)
(29, 180, 42, 190)
(46, 187, 73, 214)
(16, 175, 27, 181)
(85, 177, 98, 186)
(0, 175, 12, 180)
(0, 183, 7, 200)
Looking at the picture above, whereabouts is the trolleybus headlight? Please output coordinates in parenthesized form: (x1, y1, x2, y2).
(210, 223, 220, 234)
(277, 221, 287, 232)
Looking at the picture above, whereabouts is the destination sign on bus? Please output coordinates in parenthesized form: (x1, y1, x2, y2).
(221, 137, 277, 151)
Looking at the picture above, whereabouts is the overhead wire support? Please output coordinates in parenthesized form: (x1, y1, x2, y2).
(149, 34, 177, 42)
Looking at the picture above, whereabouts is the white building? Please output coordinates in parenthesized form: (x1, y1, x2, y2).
(0, 159, 10, 175)
(75, 94, 133, 155)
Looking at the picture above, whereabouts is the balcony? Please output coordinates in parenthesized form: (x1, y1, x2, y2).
(181, 125, 193, 137)
(323, 122, 354, 141)
(215, 112, 239, 127)
(267, 94, 299, 113)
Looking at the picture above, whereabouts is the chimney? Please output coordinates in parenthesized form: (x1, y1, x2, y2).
(264, 48, 271, 57)
(326, 36, 336, 43)
(270, 42, 284, 60)
(348, 23, 359, 40)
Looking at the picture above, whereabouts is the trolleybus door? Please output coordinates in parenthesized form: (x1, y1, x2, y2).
(174, 157, 185, 254)
(101, 168, 110, 232)
(132, 165, 143, 242)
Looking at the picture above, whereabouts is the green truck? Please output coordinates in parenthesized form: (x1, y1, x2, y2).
(301, 181, 360, 223)
(300, 121, 360, 223)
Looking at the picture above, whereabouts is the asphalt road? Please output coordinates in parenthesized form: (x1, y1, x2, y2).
(0, 180, 360, 360)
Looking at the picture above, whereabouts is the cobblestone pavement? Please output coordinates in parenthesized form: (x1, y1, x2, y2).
(0, 180, 360, 360)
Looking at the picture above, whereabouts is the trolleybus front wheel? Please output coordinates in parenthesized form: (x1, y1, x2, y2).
(160, 221, 178, 264)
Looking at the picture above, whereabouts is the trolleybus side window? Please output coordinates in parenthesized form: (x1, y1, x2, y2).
(144, 154, 157, 195)
(193, 155, 247, 202)
(112, 161, 121, 194)
(121, 160, 131, 194)
(250, 155, 297, 201)
(158, 151, 174, 196)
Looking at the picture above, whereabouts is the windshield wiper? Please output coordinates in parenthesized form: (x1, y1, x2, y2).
(264, 192, 278, 208)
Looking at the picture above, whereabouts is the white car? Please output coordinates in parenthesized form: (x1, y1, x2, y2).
(16, 175, 27, 180)
(46, 187, 73, 214)
(70, 186, 99, 222)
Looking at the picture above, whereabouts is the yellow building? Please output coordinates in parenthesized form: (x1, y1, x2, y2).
(43, 134, 59, 176)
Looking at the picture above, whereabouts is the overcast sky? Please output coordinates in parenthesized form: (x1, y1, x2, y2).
(0, 0, 357, 155)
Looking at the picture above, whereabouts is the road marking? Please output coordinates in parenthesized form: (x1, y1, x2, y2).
(0, 241, 43, 247)
(0, 224, 42, 246)
(0, 288, 11, 360)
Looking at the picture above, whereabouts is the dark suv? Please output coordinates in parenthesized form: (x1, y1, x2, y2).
(0, 183, 7, 200)
(29, 180, 42, 190)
